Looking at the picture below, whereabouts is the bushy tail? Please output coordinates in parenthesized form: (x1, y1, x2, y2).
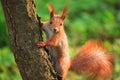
(70, 40, 115, 80)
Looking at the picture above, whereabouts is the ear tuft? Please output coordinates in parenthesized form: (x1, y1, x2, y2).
(61, 6, 68, 20)
(47, 4, 54, 18)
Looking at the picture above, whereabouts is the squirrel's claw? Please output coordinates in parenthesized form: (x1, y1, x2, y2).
(37, 42, 46, 47)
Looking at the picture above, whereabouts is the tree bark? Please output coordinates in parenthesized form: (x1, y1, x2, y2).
(1, 0, 57, 80)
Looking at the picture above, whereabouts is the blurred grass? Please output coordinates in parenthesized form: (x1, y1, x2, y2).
(0, 47, 21, 80)
(0, 0, 120, 80)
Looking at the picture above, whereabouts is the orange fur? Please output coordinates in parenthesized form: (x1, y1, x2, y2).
(70, 41, 114, 80)
(38, 4, 70, 80)
(38, 5, 114, 80)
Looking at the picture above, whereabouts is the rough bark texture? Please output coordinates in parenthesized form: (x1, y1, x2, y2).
(1, 0, 57, 80)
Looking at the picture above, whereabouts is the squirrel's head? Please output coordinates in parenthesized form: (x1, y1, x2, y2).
(47, 4, 68, 33)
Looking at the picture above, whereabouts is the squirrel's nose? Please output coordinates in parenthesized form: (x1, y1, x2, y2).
(53, 28, 58, 33)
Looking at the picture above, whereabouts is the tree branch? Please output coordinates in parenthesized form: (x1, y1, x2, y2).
(1, 0, 57, 80)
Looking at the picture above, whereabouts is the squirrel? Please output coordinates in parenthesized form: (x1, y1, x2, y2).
(38, 4, 115, 80)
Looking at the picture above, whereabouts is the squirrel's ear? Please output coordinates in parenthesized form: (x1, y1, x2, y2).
(47, 4, 54, 18)
(61, 6, 68, 20)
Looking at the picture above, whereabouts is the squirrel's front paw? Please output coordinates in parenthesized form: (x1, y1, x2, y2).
(37, 42, 46, 47)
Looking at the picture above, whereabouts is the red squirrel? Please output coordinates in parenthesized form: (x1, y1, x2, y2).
(38, 4, 114, 80)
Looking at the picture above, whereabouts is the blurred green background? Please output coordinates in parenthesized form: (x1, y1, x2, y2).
(0, 0, 120, 80)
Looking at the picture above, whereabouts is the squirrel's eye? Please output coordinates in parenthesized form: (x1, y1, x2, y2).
(50, 22, 52, 24)
(60, 23, 62, 26)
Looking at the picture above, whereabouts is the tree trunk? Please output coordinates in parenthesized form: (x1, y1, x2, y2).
(1, 0, 57, 80)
